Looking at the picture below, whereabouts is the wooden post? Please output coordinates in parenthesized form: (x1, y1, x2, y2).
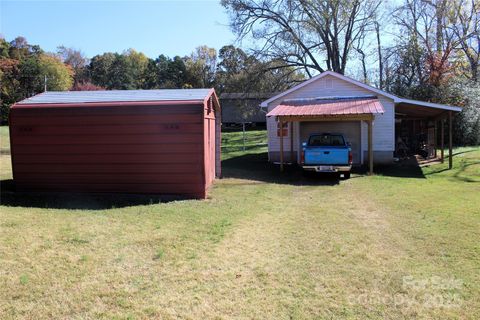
(440, 119, 444, 162)
(368, 119, 373, 175)
(290, 122, 294, 164)
(279, 118, 284, 172)
(448, 111, 453, 169)
(434, 120, 437, 158)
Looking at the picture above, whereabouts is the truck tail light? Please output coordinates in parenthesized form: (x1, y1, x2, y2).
(348, 150, 353, 165)
(300, 150, 305, 164)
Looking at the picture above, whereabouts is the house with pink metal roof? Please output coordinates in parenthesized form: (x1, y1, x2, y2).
(262, 71, 462, 173)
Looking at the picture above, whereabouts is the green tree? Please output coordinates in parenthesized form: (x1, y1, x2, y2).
(1, 36, 73, 123)
(154, 55, 188, 88)
(142, 59, 159, 89)
(89, 50, 152, 89)
(18, 56, 42, 97)
(89, 52, 116, 88)
(108, 54, 134, 89)
(0, 38, 10, 58)
(39, 54, 74, 91)
(452, 81, 480, 145)
(124, 48, 149, 88)
(185, 46, 217, 87)
(0, 57, 21, 123)
(216, 45, 304, 94)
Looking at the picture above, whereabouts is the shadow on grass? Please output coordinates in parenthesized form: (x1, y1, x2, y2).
(223, 152, 343, 186)
(451, 149, 476, 157)
(223, 152, 427, 182)
(0, 179, 185, 210)
(452, 160, 480, 183)
(424, 154, 480, 183)
(374, 158, 426, 179)
(0, 152, 433, 210)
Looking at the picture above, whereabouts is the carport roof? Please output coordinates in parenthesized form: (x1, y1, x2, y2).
(266, 96, 384, 118)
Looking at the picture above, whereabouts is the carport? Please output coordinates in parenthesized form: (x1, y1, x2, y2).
(395, 99, 459, 169)
(267, 96, 385, 175)
(262, 72, 463, 171)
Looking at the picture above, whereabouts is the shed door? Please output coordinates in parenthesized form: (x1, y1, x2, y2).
(300, 121, 361, 164)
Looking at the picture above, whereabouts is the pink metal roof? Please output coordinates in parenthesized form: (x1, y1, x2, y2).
(267, 97, 385, 117)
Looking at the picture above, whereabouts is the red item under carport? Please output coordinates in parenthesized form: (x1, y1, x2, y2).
(9, 89, 221, 199)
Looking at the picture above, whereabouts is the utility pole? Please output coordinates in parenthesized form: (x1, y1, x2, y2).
(44, 75, 47, 92)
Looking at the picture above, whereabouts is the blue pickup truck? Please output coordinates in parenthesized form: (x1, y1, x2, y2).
(300, 133, 353, 179)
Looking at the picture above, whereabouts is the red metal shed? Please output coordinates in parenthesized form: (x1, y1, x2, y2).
(9, 89, 221, 199)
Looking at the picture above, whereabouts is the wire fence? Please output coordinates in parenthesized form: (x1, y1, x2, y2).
(221, 123, 267, 153)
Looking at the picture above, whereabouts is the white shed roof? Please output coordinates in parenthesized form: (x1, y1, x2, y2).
(17, 89, 213, 105)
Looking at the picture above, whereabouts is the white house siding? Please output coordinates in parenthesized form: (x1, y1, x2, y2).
(266, 74, 395, 164)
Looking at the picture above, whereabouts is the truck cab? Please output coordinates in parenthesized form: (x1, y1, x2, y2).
(300, 133, 353, 178)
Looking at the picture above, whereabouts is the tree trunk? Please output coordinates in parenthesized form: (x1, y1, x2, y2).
(375, 21, 383, 89)
(357, 49, 368, 83)
(435, 0, 446, 54)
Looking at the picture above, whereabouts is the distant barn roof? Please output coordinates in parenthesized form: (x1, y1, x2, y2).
(220, 92, 277, 99)
(17, 89, 213, 105)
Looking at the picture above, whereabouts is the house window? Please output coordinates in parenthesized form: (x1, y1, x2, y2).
(277, 122, 289, 137)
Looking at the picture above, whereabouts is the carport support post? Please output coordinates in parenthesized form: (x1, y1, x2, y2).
(290, 122, 294, 164)
(279, 118, 284, 172)
(448, 111, 453, 169)
(368, 119, 373, 175)
(440, 119, 445, 162)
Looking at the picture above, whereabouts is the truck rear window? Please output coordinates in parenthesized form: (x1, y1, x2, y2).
(308, 134, 345, 146)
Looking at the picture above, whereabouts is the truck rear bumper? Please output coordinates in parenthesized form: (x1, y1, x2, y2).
(302, 165, 352, 173)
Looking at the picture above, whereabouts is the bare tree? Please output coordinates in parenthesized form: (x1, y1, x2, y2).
(56, 46, 88, 85)
(448, 0, 480, 81)
(375, 21, 384, 89)
(221, 0, 381, 76)
(392, 0, 479, 86)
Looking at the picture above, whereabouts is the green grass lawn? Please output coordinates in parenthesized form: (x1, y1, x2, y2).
(1, 127, 479, 319)
(0, 126, 10, 154)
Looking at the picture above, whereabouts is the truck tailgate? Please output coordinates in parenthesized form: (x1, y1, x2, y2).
(304, 147, 349, 165)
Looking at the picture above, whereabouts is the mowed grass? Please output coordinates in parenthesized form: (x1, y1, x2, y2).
(221, 128, 268, 158)
(1, 126, 479, 319)
(0, 126, 10, 154)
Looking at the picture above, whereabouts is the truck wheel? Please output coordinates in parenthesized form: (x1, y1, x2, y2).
(343, 172, 351, 179)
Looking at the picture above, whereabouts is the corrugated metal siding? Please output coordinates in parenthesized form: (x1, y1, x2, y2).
(267, 74, 395, 161)
(200, 96, 219, 194)
(10, 103, 209, 198)
(215, 112, 222, 178)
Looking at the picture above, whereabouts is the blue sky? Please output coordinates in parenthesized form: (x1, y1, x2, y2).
(0, 0, 236, 58)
